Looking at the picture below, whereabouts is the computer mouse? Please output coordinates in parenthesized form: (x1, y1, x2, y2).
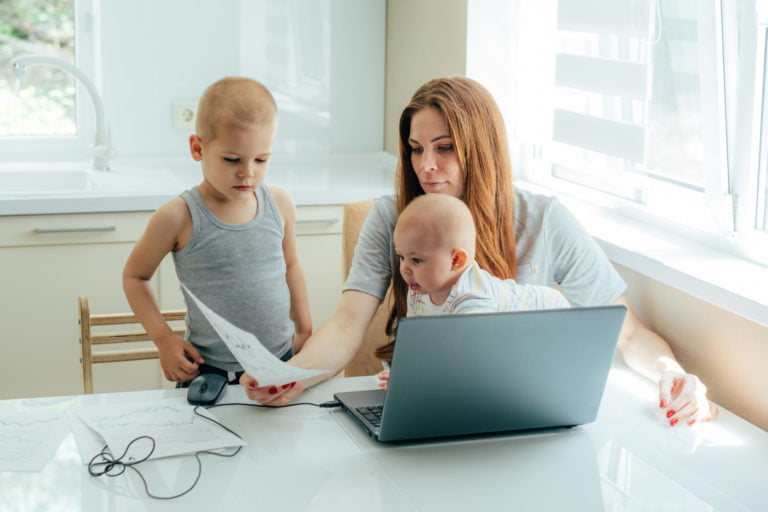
(187, 373, 227, 406)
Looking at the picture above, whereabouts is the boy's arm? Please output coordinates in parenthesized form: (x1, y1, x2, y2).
(271, 187, 313, 353)
(123, 198, 204, 381)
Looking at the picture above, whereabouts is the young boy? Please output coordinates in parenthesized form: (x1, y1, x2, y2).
(394, 194, 570, 316)
(123, 76, 312, 386)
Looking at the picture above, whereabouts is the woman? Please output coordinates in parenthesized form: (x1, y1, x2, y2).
(241, 77, 716, 427)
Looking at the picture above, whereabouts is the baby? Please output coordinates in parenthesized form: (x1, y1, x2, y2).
(394, 194, 570, 316)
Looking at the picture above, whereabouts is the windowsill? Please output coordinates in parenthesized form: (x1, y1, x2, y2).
(515, 181, 768, 329)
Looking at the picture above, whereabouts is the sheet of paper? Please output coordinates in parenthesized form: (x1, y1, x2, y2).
(0, 408, 69, 472)
(73, 397, 245, 461)
(65, 408, 108, 464)
(183, 285, 329, 387)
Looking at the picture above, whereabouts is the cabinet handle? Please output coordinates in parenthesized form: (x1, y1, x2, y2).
(295, 217, 341, 225)
(34, 225, 117, 234)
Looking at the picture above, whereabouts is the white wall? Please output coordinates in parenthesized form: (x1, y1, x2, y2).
(384, 0, 467, 154)
(616, 264, 768, 430)
(99, 0, 385, 159)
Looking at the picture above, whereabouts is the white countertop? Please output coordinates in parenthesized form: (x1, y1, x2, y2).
(0, 152, 397, 216)
(1, 363, 766, 511)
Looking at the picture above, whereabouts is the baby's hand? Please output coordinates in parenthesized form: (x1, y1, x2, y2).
(377, 370, 390, 390)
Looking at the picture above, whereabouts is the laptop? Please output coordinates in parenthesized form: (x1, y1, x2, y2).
(334, 305, 627, 442)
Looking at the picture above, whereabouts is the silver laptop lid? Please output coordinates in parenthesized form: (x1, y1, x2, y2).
(377, 305, 626, 442)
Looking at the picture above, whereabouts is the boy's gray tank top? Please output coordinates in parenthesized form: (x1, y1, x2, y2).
(173, 186, 293, 371)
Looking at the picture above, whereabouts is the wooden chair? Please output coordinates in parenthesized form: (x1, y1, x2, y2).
(78, 296, 185, 394)
(341, 200, 393, 376)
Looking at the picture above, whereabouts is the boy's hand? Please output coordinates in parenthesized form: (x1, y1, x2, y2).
(157, 335, 204, 383)
(239, 373, 302, 406)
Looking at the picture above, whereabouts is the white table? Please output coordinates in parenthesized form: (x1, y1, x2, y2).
(1, 362, 766, 511)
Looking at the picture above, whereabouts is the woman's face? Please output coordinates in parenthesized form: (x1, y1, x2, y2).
(408, 107, 465, 198)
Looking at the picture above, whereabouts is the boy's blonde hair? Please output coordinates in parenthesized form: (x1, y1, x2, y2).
(195, 76, 277, 142)
(395, 194, 476, 261)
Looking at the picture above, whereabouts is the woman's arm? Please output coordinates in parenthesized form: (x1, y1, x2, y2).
(240, 289, 382, 405)
(529, 194, 716, 426)
(614, 295, 717, 426)
(241, 196, 396, 404)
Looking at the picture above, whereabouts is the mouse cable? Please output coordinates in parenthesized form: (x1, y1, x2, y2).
(206, 400, 341, 410)
(86, 401, 340, 500)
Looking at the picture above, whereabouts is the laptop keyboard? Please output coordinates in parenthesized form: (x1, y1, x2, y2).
(356, 405, 383, 427)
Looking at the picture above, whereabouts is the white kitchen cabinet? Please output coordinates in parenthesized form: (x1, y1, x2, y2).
(294, 205, 343, 328)
(0, 204, 343, 399)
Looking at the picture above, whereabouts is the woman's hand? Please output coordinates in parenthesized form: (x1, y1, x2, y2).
(239, 373, 303, 406)
(658, 370, 718, 427)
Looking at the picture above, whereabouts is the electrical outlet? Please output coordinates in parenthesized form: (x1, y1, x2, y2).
(173, 101, 198, 130)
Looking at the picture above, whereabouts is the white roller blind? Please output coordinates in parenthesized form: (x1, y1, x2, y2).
(551, 0, 653, 191)
(557, 0, 651, 36)
(553, 110, 645, 163)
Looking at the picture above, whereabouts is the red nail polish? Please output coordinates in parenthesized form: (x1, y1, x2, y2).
(281, 384, 290, 389)
(666, 409, 675, 418)
(269, 387, 278, 395)
(249, 381, 256, 389)
(659, 399, 667, 409)
(670, 417, 678, 426)
(687, 418, 696, 426)
(290, 382, 296, 388)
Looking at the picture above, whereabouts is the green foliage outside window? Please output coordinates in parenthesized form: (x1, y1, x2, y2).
(0, 0, 76, 136)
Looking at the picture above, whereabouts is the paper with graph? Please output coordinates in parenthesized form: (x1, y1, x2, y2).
(0, 408, 68, 471)
(73, 398, 245, 460)
(182, 285, 328, 387)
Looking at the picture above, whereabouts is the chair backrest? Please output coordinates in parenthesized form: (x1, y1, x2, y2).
(78, 296, 185, 394)
(342, 200, 393, 376)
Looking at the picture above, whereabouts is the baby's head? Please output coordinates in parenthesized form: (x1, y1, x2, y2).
(195, 76, 277, 144)
(394, 194, 476, 300)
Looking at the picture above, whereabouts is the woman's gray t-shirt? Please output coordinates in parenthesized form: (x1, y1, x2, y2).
(343, 188, 626, 307)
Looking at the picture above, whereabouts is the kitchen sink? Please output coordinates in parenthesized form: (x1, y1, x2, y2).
(0, 168, 94, 195)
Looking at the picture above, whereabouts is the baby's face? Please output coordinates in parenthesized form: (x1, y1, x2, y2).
(195, 122, 276, 202)
(394, 226, 455, 296)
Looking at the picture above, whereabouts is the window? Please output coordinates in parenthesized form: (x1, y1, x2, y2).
(544, 0, 730, 233)
(468, 0, 768, 267)
(0, 0, 75, 136)
(0, 0, 97, 161)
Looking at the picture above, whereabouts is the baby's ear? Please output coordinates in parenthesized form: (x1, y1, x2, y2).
(451, 248, 468, 271)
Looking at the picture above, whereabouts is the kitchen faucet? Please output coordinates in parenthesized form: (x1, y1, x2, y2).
(10, 54, 113, 171)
